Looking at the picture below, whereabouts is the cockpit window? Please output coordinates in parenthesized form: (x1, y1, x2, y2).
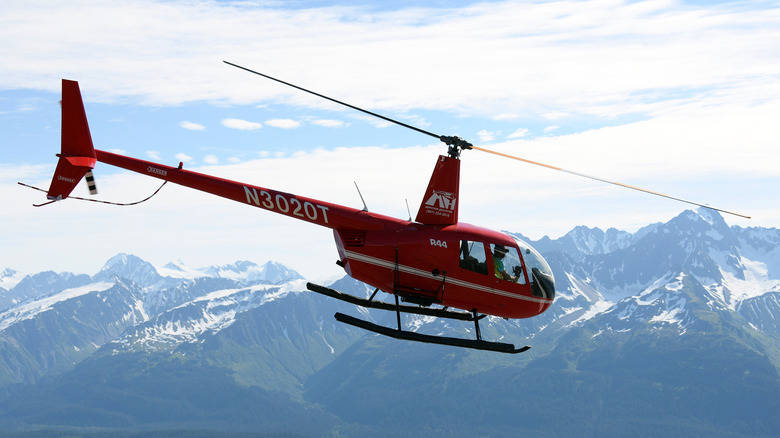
(459, 240, 488, 275)
(513, 237, 555, 299)
(490, 244, 526, 284)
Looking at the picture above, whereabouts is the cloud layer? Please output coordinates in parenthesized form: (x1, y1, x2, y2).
(3, 0, 779, 277)
(4, 0, 779, 119)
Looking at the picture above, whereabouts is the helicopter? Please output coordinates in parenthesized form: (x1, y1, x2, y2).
(23, 63, 749, 354)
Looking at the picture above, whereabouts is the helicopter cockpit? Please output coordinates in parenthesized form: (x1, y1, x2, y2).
(513, 237, 555, 299)
(459, 237, 555, 300)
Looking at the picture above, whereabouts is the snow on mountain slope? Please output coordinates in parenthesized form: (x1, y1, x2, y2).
(518, 208, 780, 341)
(0, 281, 115, 332)
(1, 270, 93, 311)
(158, 259, 303, 284)
(0, 268, 24, 291)
(576, 271, 709, 339)
(108, 279, 309, 351)
(158, 259, 205, 280)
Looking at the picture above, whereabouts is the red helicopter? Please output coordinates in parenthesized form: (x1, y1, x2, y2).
(23, 63, 749, 353)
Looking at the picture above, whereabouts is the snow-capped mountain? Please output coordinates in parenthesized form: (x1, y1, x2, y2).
(542, 208, 779, 309)
(0, 255, 311, 389)
(0, 269, 91, 311)
(0, 268, 24, 292)
(158, 259, 303, 284)
(93, 253, 165, 287)
(0, 278, 146, 385)
(0, 208, 778, 436)
(109, 279, 310, 352)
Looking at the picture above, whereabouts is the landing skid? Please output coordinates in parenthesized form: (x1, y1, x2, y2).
(335, 313, 530, 354)
(306, 282, 531, 354)
(307, 283, 474, 320)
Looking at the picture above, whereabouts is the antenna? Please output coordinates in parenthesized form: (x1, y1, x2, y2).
(354, 182, 368, 212)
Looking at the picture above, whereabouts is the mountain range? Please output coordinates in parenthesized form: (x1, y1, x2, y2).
(0, 208, 778, 437)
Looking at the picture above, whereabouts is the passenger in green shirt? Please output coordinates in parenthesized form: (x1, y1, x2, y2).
(493, 245, 520, 282)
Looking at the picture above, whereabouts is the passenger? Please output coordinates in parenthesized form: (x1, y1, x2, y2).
(493, 245, 519, 282)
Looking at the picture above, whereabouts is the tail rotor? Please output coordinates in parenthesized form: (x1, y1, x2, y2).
(84, 169, 98, 195)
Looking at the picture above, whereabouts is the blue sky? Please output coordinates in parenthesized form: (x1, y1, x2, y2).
(2, 0, 779, 279)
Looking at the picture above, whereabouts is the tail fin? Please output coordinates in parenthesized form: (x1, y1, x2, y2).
(45, 79, 97, 201)
(415, 155, 460, 225)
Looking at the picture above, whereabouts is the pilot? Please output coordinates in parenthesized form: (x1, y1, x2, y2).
(493, 245, 519, 282)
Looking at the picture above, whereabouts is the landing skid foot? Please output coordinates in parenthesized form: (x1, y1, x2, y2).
(335, 312, 531, 354)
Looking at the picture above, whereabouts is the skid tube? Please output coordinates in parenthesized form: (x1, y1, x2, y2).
(306, 283, 531, 354)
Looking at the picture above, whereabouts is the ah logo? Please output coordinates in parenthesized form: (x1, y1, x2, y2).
(425, 190, 456, 212)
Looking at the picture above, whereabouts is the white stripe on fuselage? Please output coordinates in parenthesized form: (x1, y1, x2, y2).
(343, 250, 553, 305)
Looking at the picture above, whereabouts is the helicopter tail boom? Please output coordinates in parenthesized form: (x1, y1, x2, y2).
(35, 80, 404, 233)
(93, 149, 394, 231)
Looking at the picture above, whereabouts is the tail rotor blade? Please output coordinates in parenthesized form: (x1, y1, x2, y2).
(471, 146, 751, 220)
(85, 169, 98, 195)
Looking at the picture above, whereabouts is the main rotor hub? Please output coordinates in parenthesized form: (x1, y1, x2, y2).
(440, 136, 473, 159)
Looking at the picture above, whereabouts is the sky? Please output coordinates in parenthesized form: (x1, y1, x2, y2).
(2, 0, 779, 281)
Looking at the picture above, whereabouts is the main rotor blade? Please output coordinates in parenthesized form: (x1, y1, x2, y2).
(224, 61, 748, 219)
(224, 61, 442, 141)
(471, 146, 751, 219)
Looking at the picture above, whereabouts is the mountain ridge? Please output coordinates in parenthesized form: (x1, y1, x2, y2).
(0, 208, 778, 436)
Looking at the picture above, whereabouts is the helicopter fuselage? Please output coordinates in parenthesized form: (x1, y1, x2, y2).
(93, 149, 555, 319)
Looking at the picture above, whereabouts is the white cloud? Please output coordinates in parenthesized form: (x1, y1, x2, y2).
(312, 119, 345, 128)
(265, 118, 300, 129)
(146, 150, 161, 160)
(3, 0, 779, 122)
(203, 155, 219, 164)
(221, 118, 262, 130)
(507, 128, 529, 139)
(542, 111, 569, 121)
(353, 114, 392, 128)
(477, 129, 495, 143)
(175, 152, 193, 163)
(180, 121, 205, 131)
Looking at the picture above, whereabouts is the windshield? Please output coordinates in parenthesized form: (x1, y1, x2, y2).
(490, 243, 526, 284)
(513, 237, 555, 299)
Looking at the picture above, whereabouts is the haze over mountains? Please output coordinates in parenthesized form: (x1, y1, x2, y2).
(0, 208, 778, 437)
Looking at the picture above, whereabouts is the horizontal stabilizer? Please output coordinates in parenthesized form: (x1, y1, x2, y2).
(46, 157, 95, 200)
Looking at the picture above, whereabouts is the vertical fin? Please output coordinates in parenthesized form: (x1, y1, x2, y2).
(45, 80, 97, 201)
(61, 79, 96, 159)
(415, 155, 460, 225)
